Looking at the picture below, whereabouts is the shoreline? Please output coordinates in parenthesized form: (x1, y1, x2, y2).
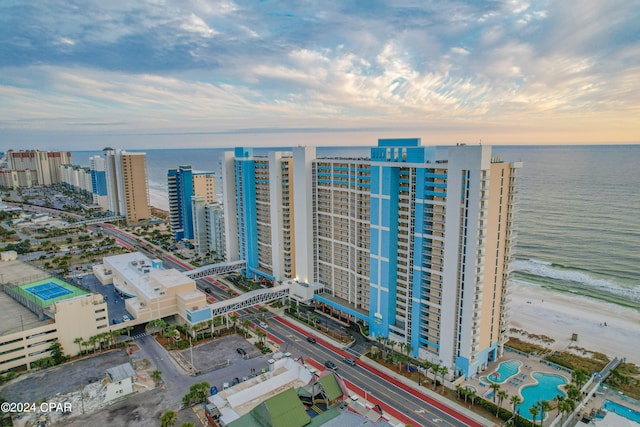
(508, 283, 640, 365)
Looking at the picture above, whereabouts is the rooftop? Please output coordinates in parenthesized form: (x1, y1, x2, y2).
(105, 362, 135, 383)
(0, 260, 52, 334)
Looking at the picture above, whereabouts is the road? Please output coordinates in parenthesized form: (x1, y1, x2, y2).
(99, 223, 485, 427)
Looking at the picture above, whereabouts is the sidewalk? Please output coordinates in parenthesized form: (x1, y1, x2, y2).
(277, 315, 494, 427)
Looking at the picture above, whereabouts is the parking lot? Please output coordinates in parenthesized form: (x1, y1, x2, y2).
(180, 334, 263, 374)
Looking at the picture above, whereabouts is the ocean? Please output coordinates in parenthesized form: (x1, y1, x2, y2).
(72, 144, 640, 310)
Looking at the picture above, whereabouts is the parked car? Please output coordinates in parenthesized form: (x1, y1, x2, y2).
(236, 348, 246, 356)
(343, 357, 356, 366)
(231, 377, 240, 386)
(324, 360, 337, 370)
(122, 314, 131, 321)
(306, 337, 316, 344)
(223, 382, 229, 390)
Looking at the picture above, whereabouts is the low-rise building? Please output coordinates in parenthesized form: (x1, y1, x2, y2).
(104, 362, 136, 402)
(94, 252, 210, 326)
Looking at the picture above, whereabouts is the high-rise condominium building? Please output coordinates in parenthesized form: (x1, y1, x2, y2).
(89, 155, 109, 210)
(191, 198, 225, 258)
(167, 165, 216, 241)
(104, 149, 150, 224)
(224, 139, 521, 378)
(6, 150, 72, 186)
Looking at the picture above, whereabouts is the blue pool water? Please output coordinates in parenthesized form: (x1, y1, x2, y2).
(518, 373, 567, 420)
(602, 400, 640, 423)
(488, 360, 522, 384)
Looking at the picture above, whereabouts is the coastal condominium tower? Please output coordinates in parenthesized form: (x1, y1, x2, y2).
(6, 149, 72, 186)
(104, 149, 151, 224)
(223, 148, 295, 283)
(167, 165, 216, 241)
(89, 155, 109, 210)
(224, 139, 520, 378)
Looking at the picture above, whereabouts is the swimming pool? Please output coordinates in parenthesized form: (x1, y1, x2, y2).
(602, 400, 640, 423)
(518, 372, 567, 420)
(488, 360, 522, 384)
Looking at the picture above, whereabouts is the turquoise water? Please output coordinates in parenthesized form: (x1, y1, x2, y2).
(518, 373, 567, 420)
(488, 360, 522, 384)
(602, 400, 640, 423)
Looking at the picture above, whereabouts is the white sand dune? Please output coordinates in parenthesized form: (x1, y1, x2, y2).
(509, 283, 640, 365)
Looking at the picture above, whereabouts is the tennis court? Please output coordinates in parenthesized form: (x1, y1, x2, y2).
(18, 278, 88, 307)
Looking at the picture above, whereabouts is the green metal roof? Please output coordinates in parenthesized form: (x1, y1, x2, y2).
(318, 374, 342, 402)
(252, 387, 311, 427)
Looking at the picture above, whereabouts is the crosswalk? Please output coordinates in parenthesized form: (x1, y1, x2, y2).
(132, 332, 148, 340)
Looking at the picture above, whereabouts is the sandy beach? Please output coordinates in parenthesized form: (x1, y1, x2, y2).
(509, 283, 640, 365)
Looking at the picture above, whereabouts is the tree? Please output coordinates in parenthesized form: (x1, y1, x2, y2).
(151, 370, 162, 387)
(439, 366, 448, 392)
(181, 423, 196, 427)
(539, 400, 551, 425)
(229, 314, 238, 333)
(160, 410, 177, 427)
(510, 395, 522, 415)
(529, 406, 539, 426)
(490, 383, 501, 403)
(497, 390, 509, 417)
(49, 342, 66, 364)
(571, 369, 589, 390)
(557, 399, 574, 422)
(566, 384, 581, 403)
(468, 388, 478, 406)
(73, 337, 83, 355)
(243, 319, 252, 337)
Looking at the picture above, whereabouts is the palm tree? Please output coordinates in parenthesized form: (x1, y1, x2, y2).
(88, 335, 98, 353)
(73, 337, 83, 355)
(557, 399, 573, 422)
(566, 384, 582, 403)
(243, 319, 251, 337)
(510, 395, 522, 417)
(490, 383, 501, 403)
(571, 369, 589, 390)
(430, 363, 439, 390)
(468, 389, 478, 406)
(455, 384, 462, 399)
(151, 370, 162, 386)
(529, 406, 539, 426)
(229, 314, 238, 333)
(439, 366, 448, 392)
(160, 410, 177, 427)
(181, 423, 196, 427)
(539, 400, 551, 425)
(497, 390, 509, 417)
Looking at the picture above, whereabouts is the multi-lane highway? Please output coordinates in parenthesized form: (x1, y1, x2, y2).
(101, 224, 486, 427)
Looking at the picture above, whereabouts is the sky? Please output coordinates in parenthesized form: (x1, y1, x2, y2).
(1, 0, 639, 151)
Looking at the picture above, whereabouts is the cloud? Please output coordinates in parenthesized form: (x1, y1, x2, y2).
(0, 0, 638, 147)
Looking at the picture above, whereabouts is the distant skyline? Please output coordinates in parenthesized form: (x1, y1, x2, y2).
(1, 1, 639, 151)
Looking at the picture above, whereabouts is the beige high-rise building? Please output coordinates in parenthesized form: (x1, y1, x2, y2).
(104, 149, 150, 224)
(6, 150, 72, 186)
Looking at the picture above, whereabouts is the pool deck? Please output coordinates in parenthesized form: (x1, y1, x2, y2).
(464, 351, 640, 426)
(463, 351, 570, 426)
